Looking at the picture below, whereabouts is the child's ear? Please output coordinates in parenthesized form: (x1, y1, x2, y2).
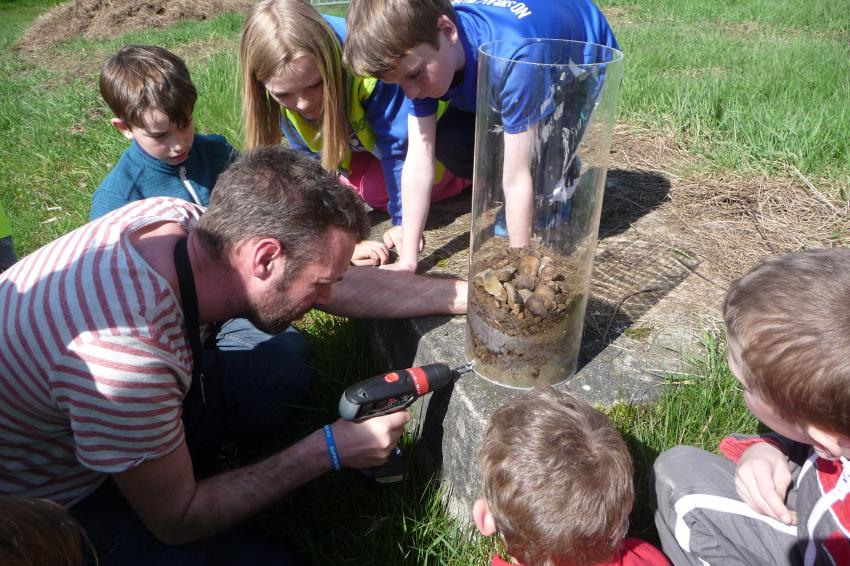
(111, 118, 135, 141)
(473, 498, 498, 536)
(436, 14, 458, 43)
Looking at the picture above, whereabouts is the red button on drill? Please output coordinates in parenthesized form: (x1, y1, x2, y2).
(384, 373, 400, 383)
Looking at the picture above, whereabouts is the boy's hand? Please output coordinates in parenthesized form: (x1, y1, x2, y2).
(735, 442, 797, 525)
(329, 411, 410, 469)
(382, 225, 424, 254)
(383, 225, 404, 250)
(351, 240, 390, 266)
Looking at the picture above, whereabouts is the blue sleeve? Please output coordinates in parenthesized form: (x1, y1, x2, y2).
(364, 81, 411, 225)
(279, 114, 318, 159)
(496, 42, 607, 135)
(205, 134, 239, 172)
(89, 163, 142, 220)
(411, 98, 439, 118)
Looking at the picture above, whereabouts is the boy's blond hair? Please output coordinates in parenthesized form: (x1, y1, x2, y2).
(480, 387, 633, 566)
(99, 45, 197, 129)
(240, 0, 347, 172)
(723, 248, 850, 436)
(343, 0, 455, 77)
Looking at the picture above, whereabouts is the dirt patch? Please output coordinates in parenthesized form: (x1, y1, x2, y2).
(15, 0, 254, 58)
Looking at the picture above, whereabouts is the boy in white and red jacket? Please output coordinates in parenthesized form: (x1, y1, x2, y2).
(654, 248, 850, 565)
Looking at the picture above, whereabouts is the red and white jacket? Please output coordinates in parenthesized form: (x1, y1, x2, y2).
(721, 434, 850, 566)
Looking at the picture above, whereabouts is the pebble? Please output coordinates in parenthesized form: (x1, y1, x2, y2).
(525, 294, 548, 317)
(482, 269, 507, 301)
(515, 273, 537, 291)
(518, 254, 541, 277)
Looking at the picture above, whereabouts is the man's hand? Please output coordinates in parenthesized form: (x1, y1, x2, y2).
(735, 442, 796, 525)
(351, 240, 390, 266)
(330, 411, 410, 469)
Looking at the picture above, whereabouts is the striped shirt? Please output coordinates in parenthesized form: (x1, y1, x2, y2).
(0, 197, 202, 506)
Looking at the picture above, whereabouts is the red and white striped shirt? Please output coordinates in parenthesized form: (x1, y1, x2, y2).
(0, 197, 202, 506)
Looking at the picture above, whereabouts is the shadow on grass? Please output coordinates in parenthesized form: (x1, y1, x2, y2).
(234, 313, 498, 565)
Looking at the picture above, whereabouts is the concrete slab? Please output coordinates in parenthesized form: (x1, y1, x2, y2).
(365, 170, 726, 523)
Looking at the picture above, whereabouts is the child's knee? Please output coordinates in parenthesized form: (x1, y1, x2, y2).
(653, 446, 705, 504)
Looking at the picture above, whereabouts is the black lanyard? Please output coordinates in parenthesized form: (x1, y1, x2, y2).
(173, 236, 206, 403)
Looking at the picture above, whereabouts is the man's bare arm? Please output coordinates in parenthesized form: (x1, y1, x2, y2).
(323, 266, 467, 318)
(113, 413, 408, 545)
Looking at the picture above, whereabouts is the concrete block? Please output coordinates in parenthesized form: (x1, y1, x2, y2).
(365, 180, 725, 525)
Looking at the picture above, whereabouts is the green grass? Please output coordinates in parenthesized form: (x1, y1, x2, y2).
(255, 310, 504, 564)
(600, 0, 850, 181)
(0, 0, 839, 563)
(609, 331, 759, 542)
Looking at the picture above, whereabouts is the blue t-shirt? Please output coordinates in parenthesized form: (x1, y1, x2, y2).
(411, 0, 619, 133)
(89, 133, 237, 220)
(281, 15, 412, 224)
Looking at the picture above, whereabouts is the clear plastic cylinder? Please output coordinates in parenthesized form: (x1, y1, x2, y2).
(466, 39, 623, 387)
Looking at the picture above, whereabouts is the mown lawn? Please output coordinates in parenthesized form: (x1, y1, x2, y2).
(1, 0, 846, 563)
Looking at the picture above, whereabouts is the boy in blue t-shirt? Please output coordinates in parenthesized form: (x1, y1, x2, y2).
(344, 0, 618, 272)
(90, 44, 237, 220)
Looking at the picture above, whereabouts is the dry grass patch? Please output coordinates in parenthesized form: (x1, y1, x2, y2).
(611, 124, 849, 281)
(14, 0, 252, 57)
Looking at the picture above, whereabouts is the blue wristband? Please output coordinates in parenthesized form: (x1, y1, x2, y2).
(323, 424, 341, 471)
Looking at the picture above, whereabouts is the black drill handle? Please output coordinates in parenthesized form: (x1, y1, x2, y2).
(339, 363, 455, 422)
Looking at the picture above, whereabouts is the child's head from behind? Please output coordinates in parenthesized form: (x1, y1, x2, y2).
(0, 495, 86, 566)
(100, 44, 197, 166)
(724, 248, 850, 457)
(343, 0, 462, 99)
(475, 387, 633, 566)
(240, 0, 347, 169)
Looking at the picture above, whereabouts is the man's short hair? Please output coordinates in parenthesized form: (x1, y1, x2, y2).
(343, 0, 455, 77)
(100, 44, 197, 129)
(723, 248, 850, 436)
(479, 387, 633, 566)
(196, 145, 369, 275)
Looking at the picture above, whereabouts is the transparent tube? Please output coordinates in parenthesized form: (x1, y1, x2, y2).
(466, 39, 624, 387)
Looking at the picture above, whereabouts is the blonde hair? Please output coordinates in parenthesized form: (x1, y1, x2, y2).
(344, 0, 454, 77)
(479, 387, 633, 566)
(239, 0, 347, 171)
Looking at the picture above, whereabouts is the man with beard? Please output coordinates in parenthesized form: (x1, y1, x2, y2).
(0, 146, 467, 564)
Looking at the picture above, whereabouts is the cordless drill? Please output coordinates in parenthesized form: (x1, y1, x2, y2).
(338, 362, 471, 422)
(337, 362, 472, 484)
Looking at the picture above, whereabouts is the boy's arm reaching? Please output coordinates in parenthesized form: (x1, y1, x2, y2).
(501, 129, 534, 248)
(386, 113, 437, 272)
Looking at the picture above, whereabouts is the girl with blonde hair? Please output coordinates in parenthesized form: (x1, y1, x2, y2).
(240, 0, 468, 265)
